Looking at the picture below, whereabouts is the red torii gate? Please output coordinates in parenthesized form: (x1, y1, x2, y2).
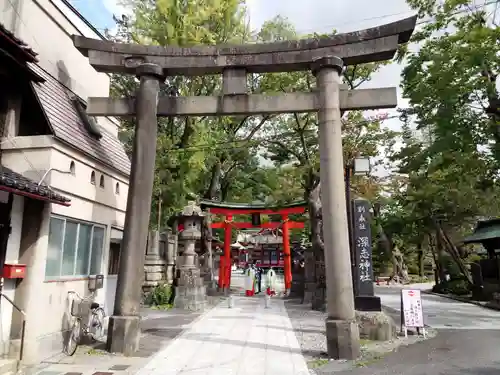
(199, 199, 307, 293)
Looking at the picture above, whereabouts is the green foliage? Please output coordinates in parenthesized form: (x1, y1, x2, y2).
(432, 279, 471, 295)
(109, 0, 282, 226)
(257, 16, 395, 202)
(379, 0, 500, 277)
(145, 284, 172, 307)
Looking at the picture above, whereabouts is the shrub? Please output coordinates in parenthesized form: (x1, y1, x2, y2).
(432, 279, 471, 296)
(145, 284, 172, 307)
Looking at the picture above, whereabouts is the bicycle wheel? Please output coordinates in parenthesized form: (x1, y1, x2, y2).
(64, 319, 81, 356)
(90, 307, 106, 341)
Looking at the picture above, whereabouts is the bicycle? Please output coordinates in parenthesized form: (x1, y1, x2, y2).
(63, 291, 106, 356)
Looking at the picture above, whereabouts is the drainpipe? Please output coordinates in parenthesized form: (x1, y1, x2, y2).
(38, 168, 72, 186)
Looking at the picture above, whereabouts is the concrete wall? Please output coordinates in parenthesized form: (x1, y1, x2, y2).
(0, 0, 131, 363)
(0, 0, 120, 135)
(0, 137, 128, 363)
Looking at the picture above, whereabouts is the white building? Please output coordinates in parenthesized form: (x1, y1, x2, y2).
(0, 0, 129, 365)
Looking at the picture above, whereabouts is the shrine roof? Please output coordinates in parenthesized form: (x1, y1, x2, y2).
(463, 219, 500, 244)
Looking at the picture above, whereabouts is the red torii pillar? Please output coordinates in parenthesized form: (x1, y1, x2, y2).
(282, 215, 292, 294)
(224, 215, 233, 289)
(218, 215, 233, 291)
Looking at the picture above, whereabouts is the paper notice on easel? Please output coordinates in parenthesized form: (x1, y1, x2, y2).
(401, 289, 424, 328)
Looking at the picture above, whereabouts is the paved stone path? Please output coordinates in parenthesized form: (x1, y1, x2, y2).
(31, 271, 303, 375)
(138, 295, 309, 375)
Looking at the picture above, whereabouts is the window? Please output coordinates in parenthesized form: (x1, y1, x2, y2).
(45, 216, 105, 279)
(115, 182, 120, 195)
(108, 242, 121, 275)
(99, 175, 105, 188)
(90, 171, 96, 185)
(69, 161, 75, 176)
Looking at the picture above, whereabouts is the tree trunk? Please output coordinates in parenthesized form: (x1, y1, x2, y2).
(372, 203, 408, 281)
(427, 233, 440, 285)
(306, 182, 326, 311)
(436, 222, 473, 285)
(204, 162, 222, 200)
(435, 229, 447, 283)
(417, 241, 425, 277)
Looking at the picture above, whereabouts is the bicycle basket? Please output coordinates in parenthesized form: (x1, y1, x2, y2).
(70, 298, 92, 318)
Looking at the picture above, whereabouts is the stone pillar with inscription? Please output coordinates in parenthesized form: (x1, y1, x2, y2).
(143, 230, 166, 293)
(352, 198, 381, 311)
(162, 230, 177, 285)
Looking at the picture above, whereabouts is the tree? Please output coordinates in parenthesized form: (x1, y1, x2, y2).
(257, 16, 397, 307)
(108, 0, 273, 229)
(383, 0, 500, 285)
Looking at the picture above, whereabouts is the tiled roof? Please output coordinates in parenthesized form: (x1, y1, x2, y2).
(0, 167, 70, 205)
(29, 64, 131, 176)
(0, 22, 38, 63)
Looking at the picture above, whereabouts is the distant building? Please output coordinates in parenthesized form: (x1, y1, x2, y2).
(0, 0, 129, 364)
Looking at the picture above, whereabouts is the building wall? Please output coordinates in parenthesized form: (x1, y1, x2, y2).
(0, 195, 24, 357)
(0, 0, 132, 363)
(1, 136, 128, 363)
(0, 0, 120, 136)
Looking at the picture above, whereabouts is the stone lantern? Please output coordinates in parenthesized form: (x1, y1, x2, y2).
(173, 201, 207, 311)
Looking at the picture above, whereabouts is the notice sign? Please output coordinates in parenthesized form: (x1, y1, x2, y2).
(401, 289, 424, 328)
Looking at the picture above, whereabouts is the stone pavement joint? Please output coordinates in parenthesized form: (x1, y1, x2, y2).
(138, 295, 310, 375)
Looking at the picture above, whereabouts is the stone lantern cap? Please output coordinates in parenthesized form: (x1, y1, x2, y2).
(167, 201, 207, 227)
(179, 201, 207, 219)
(173, 201, 206, 241)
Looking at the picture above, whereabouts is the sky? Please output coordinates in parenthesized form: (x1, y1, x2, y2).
(68, 0, 418, 173)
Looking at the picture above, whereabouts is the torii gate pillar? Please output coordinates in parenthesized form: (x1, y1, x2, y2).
(314, 57, 359, 358)
(107, 63, 164, 355)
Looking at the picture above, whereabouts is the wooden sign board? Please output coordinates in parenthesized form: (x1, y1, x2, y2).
(400, 289, 427, 338)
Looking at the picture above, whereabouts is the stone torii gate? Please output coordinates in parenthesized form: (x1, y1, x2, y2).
(72, 15, 416, 359)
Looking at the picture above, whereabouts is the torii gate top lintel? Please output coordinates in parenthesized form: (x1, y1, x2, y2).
(199, 199, 307, 215)
(72, 15, 416, 76)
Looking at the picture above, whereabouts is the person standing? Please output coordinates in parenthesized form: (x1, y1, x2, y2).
(245, 265, 256, 296)
(256, 267, 263, 293)
(266, 267, 277, 296)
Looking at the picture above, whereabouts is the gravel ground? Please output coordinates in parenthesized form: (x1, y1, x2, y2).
(284, 298, 437, 373)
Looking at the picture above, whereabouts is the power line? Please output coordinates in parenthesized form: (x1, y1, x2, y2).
(152, 114, 403, 154)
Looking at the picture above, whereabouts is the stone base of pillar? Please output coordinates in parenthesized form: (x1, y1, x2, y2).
(311, 287, 326, 311)
(354, 295, 382, 312)
(106, 315, 141, 355)
(290, 273, 304, 297)
(173, 266, 207, 311)
(355, 310, 397, 341)
(143, 255, 166, 293)
(325, 318, 360, 360)
(302, 282, 315, 304)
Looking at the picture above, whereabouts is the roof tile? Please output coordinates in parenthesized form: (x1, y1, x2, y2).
(29, 64, 131, 176)
(0, 166, 70, 204)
